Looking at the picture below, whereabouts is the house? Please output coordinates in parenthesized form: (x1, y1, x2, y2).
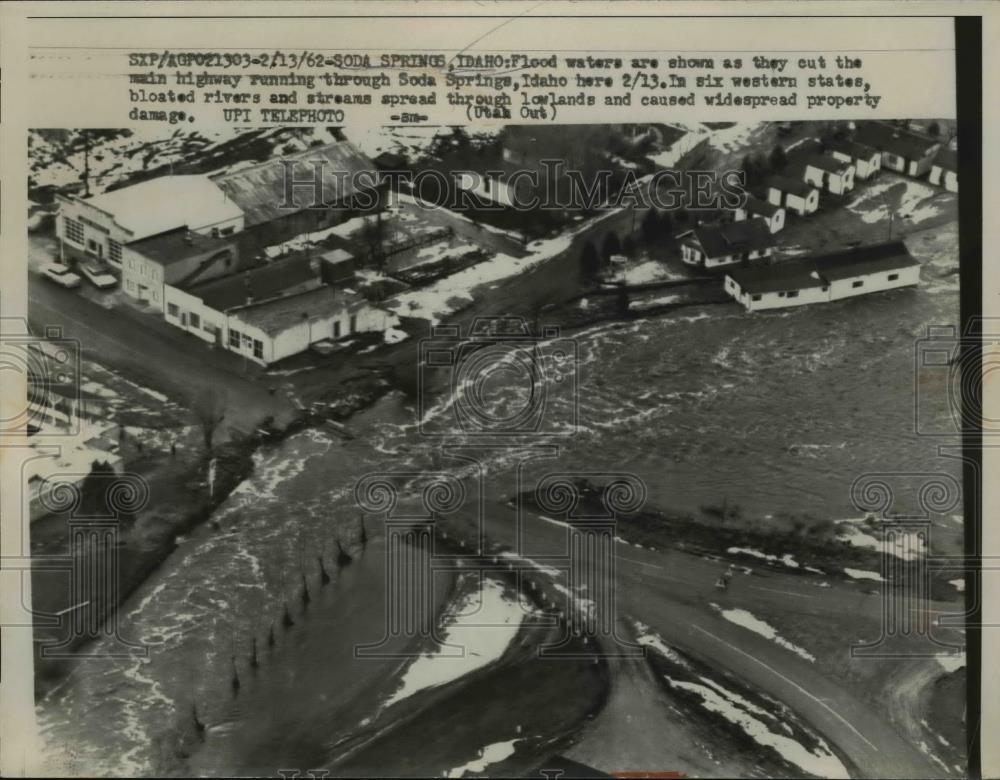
(803, 155, 856, 195)
(734, 196, 785, 234)
(853, 123, 940, 178)
(929, 148, 958, 193)
(680, 218, 775, 269)
(725, 240, 921, 311)
(318, 248, 356, 285)
(56, 175, 244, 269)
(766, 175, 820, 216)
(210, 141, 384, 253)
(120, 228, 240, 310)
(826, 139, 882, 181)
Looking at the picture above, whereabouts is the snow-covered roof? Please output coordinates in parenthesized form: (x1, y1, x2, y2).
(83, 175, 244, 241)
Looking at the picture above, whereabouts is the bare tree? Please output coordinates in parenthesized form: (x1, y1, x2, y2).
(190, 387, 227, 453)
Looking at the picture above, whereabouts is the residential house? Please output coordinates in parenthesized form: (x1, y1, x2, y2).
(680, 218, 775, 269)
(853, 123, 940, 178)
(56, 175, 244, 269)
(734, 195, 785, 234)
(803, 155, 856, 195)
(766, 175, 820, 216)
(120, 228, 240, 310)
(826, 138, 882, 180)
(725, 240, 921, 311)
(929, 148, 958, 193)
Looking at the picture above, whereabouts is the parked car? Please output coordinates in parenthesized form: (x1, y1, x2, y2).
(79, 261, 118, 289)
(40, 263, 81, 288)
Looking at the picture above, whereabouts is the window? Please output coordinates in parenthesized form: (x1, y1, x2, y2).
(751, 294, 762, 302)
(220, 226, 235, 236)
(229, 329, 241, 348)
(189, 313, 200, 329)
(253, 339, 263, 360)
(888, 273, 899, 281)
(167, 303, 179, 318)
(126, 280, 134, 292)
(786, 290, 799, 299)
(64, 217, 85, 245)
(349, 314, 357, 334)
(852, 280, 864, 289)
(109, 240, 122, 264)
(821, 286, 829, 292)
(333, 321, 341, 339)
(777, 291, 785, 297)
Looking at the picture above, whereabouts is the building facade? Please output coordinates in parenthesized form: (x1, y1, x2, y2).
(766, 176, 820, 216)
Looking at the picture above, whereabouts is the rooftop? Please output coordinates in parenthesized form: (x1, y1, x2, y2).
(766, 174, 816, 199)
(812, 240, 920, 281)
(933, 147, 958, 173)
(229, 285, 366, 336)
(741, 195, 782, 218)
(853, 122, 940, 160)
(211, 141, 378, 226)
(727, 240, 919, 293)
(83, 175, 244, 241)
(183, 254, 319, 312)
(128, 226, 236, 267)
(806, 155, 853, 175)
(825, 138, 879, 161)
(692, 218, 775, 258)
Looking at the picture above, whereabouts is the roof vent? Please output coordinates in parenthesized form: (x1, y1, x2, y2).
(184, 230, 195, 245)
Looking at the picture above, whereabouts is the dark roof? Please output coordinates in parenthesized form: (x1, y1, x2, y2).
(806, 155, 853, 175)
(742, 195, 782, 218)
(211, 142, 377, 226)
(229, 286, 365, 336)
(766, 174, 816, 199)
(933, 147, 958, 173)
(825, 138, 880, 161)
(693, 218, 775, 258)
(728, 263, 826, 294)
(184, 254, 319, 311)
(128, 227, 235, 267)
(727, 240, 919, 293)
(853, 123, 940, 160)
(812, 240, 920, 281)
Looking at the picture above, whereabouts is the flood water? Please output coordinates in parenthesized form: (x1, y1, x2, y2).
(36, 235, 960, 775)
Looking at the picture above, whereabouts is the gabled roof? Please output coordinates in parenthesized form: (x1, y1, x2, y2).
(853, 123, 940, 160)
(741, 195, 782, 219)
(692, 218, 775, 258)
(825, 138, 880, 161)
(82, 175, 244, 241)
(933, 147, 958, 174)
(812, 240, 920, 281)
(766, 174, 816, 199)
(727, 240, 919, 294)
(211, 142, 378, 226)
(806, 155, 853, 175)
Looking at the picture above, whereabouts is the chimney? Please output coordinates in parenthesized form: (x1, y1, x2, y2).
(184, 230, 195, 245)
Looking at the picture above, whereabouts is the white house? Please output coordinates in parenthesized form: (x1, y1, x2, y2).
(56, 175, 244, 269)
(725, 240, 921, 312)
(929, 148, 958, 193)
(734, 196, 785, 234)
(803, 155, 856, 195)
(826, 139, 882, 181)
(766, 175, 820, 216)
(680, 218, 775, 269)
(854, 123, 940, 178)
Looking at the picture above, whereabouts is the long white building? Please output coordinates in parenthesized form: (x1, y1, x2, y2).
(724, 241, 921, 312)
